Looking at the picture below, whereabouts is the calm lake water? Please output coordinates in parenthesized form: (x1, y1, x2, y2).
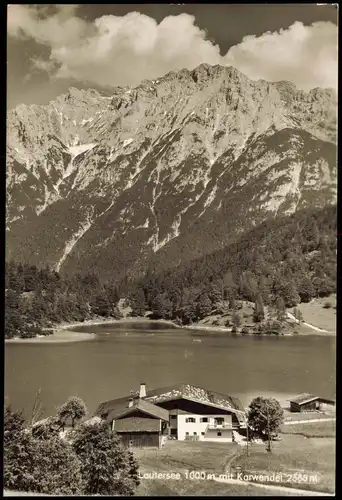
(5, 322, 336, 419)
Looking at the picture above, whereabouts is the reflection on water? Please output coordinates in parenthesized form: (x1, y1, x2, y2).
(73, 321, 179, 333)
(5, 323, 336, 419)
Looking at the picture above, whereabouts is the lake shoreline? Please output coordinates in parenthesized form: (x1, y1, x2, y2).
(4, 317, 182, 344)
(5, 316, 335, 344)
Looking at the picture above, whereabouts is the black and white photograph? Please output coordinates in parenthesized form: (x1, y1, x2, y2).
(5, 3, 337, 496)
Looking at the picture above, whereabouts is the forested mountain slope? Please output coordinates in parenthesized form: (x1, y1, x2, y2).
(6, 64, 337, 280)
(131, 205, 336, 325)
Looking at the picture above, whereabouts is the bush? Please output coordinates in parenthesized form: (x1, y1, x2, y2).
(4, 406, 83, 495)
(4, 404, 141, 496)
(29, 438, 84, 495)
(72, 421, 140, 495)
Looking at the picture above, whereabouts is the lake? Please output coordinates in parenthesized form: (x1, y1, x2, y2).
(5, 322, 336, 419)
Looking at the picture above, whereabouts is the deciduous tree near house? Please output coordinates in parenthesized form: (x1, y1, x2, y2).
(57, 397, 87, 429)
(247, 396, 284, 442)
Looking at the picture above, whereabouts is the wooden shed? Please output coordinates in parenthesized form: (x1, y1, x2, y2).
(289, 393, 335, 413)
(96, 395, 170, 449)
(114, 416, 167, 448)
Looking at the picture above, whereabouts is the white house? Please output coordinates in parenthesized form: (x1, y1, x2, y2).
(96, 383, 246, 445)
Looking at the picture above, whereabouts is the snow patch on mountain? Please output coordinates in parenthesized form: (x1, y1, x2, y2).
(122, 138, 133, 148)
(55, 215, 94, 272)
(136, 218, 149, 229)
(153, 215, 182, 252)
(36, 185, 51, 215)
(69, 143, 96, 158)
(204, 184, 218, 208)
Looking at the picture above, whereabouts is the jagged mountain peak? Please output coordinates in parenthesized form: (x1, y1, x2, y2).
(6, 63, 337, 280)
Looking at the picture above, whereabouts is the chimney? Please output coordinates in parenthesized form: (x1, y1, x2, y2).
(139, 383, 146, 398)
(128, 398, 134, 408)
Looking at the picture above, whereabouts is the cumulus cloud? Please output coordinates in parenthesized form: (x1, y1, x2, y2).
(224, 21, 338, 90)
(7, 5, 338, 91)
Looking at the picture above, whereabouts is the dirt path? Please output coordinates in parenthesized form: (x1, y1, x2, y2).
(222, 442, 243, 472)
(213, 477, 333, 496)
(284, 417, 335, 425)
(286, 312, 329, 333)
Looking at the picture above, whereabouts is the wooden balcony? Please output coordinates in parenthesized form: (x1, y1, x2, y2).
(207, 423, 233, 430)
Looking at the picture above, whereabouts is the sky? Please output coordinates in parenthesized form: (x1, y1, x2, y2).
(7, 4, 338, 109)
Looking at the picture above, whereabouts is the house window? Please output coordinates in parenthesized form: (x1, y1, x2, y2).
(186, 417, 196, 423)
(214, 418, 224, 425)
(217, 431, 222, 437)
(171, 415, 177, 420)
(200, 417, 208, 423)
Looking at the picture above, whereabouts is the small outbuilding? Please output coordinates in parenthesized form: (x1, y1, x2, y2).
(97, 393, 170, 449)
(288, 393, 335, 413)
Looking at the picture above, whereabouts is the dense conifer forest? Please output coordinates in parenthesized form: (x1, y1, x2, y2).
(5, 205, 336, 338)
(130, 205, 336, 325)
(5, 264, 121, 338)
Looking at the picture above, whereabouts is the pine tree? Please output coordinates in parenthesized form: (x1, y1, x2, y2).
(90, 292, 111, 317)
(253, 294, 265, 323)
(150, 292, 173, 319)
(228, 296, 237, 310)
(280, 282, 301, 308)
(275, 297, 286, 322)
(129, 288, 146, 317)
(298, 276, 315, 303)
(196, 292, 212, 319)
(231, 312, 242, 332)
(206, 283, 222, 304)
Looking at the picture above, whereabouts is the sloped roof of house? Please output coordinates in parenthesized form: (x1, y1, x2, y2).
(145, 383, 245, 414)
(288, 393, 335, 405)
(114, 417, 161, 433)
(95, 384, 246, 424)
(96, 396, 169, 422)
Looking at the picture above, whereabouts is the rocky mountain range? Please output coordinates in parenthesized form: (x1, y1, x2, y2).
(6, 63, 337, 281)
